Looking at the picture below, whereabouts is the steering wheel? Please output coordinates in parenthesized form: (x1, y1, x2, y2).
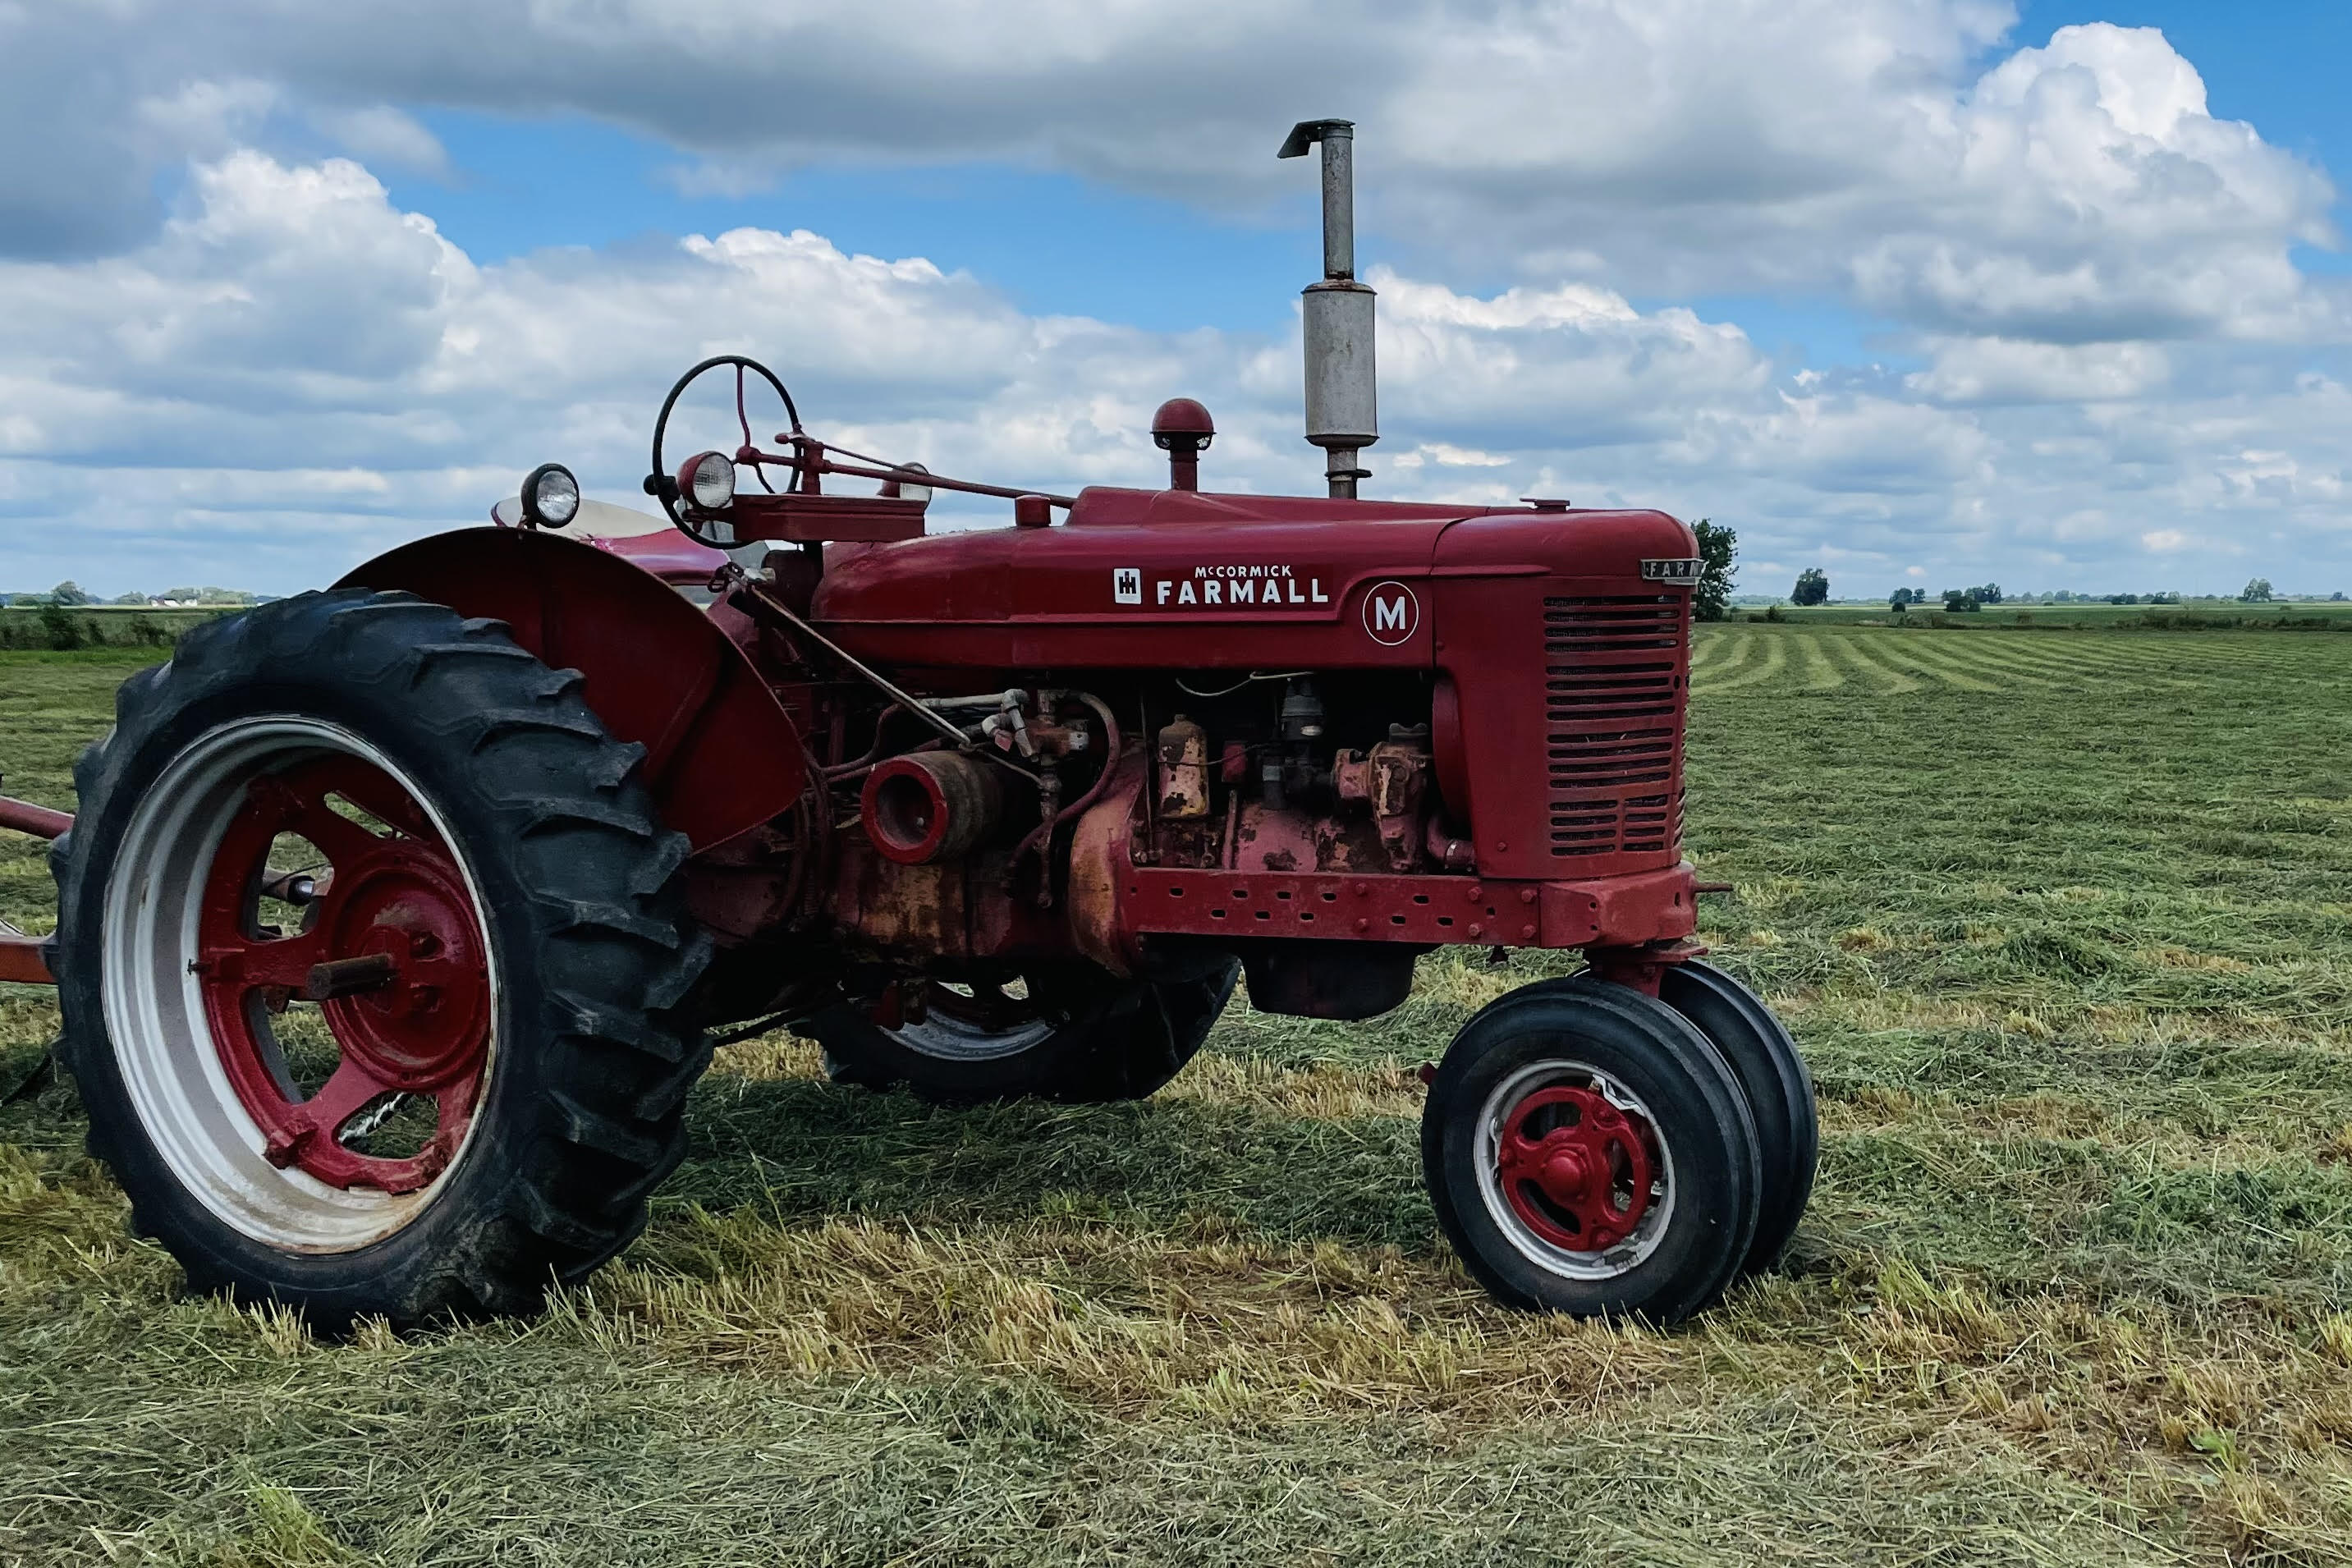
(645, 355, 805, 549)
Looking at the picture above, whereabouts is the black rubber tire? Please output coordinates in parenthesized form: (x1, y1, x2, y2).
(1421, 977, 1761, 1324)
(808, 960, 1239, 1104)
(49, 589, 713, 1332)
(1655, 960, 1818, 1274)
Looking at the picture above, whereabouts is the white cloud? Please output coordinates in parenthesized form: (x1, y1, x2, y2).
(6, 146, 2350, 599)
(3, 7, 2336, 346)
(2, 6, 2351, 596)
(313, 106, 450, 177)
(1906, 337, 2172, 404)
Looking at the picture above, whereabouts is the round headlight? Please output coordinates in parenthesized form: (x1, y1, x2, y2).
(891, 461, 932, 505)
(521, 463, 580, 528)
(678, 450, 736, 511)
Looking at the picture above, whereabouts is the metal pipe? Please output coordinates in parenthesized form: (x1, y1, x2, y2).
(0, 795, 71, 841)
(0, 934, 55, 986)
(1010, 691, 1122, 887)
(1280, 119, 1377, 499)
(752, 440, 1077, 508)
(1317, 126, 1355, 279)
(740, 583, 973, 749)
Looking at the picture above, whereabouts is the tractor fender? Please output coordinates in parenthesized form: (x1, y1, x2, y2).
(337, 527, 802, 851)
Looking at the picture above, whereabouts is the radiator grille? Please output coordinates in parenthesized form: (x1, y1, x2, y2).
(1542, 595, 1686, 859)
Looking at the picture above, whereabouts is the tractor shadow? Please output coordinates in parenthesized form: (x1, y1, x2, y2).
(671, 1067, 1434, 1253)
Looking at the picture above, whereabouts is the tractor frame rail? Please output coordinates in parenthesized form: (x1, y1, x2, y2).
(0, 795, 68, 984)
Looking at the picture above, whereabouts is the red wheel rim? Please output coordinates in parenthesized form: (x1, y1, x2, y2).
(1494, 1082, 1657, 1253)
(194, 754, 491, 1195)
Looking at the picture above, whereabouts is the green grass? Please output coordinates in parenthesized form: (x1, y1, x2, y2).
(7, 623, 2352, 1563)
(1767, 599, 2352, 630)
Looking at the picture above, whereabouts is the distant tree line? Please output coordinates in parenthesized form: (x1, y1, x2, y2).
(6, 581, 256, 607)
(1887, 583, 2005, 612)
(1507, 520, 2324, 619)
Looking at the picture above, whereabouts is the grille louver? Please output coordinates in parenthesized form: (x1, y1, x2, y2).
(1542, 595, 1686, 859)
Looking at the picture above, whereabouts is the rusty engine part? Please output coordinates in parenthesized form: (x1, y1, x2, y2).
(7, 118, 1812, 1333)
(863, 751, 1005, 864)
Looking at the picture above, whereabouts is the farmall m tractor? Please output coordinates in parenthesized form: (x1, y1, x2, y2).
(0, 123, 1813, 1328)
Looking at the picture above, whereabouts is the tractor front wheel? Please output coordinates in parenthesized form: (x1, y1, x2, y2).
(50, 589, 711, 1330)
(1653, 960, 1817, 1276)
(1421, 977, 1761, 1323)
(806, 961, 1238, 1104)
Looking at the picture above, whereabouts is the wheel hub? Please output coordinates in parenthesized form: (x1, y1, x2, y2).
(193, 753, 493, 1196)
(1495, 1083, 1656, 1253)
(318, 852, 490, 1091)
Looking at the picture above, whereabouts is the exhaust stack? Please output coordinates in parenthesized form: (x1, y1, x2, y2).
(1280, 119, 1376, 500)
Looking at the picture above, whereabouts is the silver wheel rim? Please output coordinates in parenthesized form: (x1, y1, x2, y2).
(1474, 1058, 1676, 1281)
(887, 979, 1058, 1062)
(100, 716, 500, 1253)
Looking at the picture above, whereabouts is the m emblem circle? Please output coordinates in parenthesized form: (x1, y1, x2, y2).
(1362, 580, 1420, 646)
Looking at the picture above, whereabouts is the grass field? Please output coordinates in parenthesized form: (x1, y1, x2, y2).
(7, 621, 2352, 1565)
(1766, 600, 2352, 631)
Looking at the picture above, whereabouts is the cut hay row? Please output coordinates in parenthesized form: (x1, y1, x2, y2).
(1689, 626, 2273, 696)
(1692, 629, 1786, 690)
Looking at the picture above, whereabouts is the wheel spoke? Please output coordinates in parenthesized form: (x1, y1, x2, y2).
(203, 928, 329, 989)
(291, 754, 438, 852)
(287, 791, 389, 870)
(262, 1056, 397, 1168)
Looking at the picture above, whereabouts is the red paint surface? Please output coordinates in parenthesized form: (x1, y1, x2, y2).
(197, 754, 490, 1194)
(1117, 861, 1694, 952)
(0, 935, 54, 984)
(1496, 1083, 1657, 1253)
(590, 528, 727, 585)
(338, 528, 804, 850)
(0, 795, 71, 841)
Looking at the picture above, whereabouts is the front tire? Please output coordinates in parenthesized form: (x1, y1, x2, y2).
(1421, 978, 1761, 1323)
(50, 589, 712, 1330)
(807, 961, 1238, 1104)
(1656, 960, 1817, 1274)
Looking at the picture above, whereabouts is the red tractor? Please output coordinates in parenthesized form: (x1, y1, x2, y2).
(0, 122, 1812, 1328)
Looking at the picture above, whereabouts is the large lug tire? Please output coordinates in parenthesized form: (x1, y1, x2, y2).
(48, 589, 713, 1332)
(807, 960, 1239, 1105)
(1653, 959, 1818, 1275)
(1420, 977, 1762, 1323)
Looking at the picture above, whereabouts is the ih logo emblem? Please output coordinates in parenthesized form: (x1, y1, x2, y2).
(1362, 580, 1420, 646)
(1112, 567, 1143, 604)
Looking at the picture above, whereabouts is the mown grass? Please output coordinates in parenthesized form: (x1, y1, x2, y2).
(5, 623, 2352, 1564)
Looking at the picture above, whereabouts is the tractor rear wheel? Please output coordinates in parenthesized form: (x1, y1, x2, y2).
(806, 960, 1238, 1104)
(1421, 978, 1761, 1323)
(49, 589, 711, 1331)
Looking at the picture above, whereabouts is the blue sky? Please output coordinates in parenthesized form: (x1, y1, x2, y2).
(3, 1, 2350, 598)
